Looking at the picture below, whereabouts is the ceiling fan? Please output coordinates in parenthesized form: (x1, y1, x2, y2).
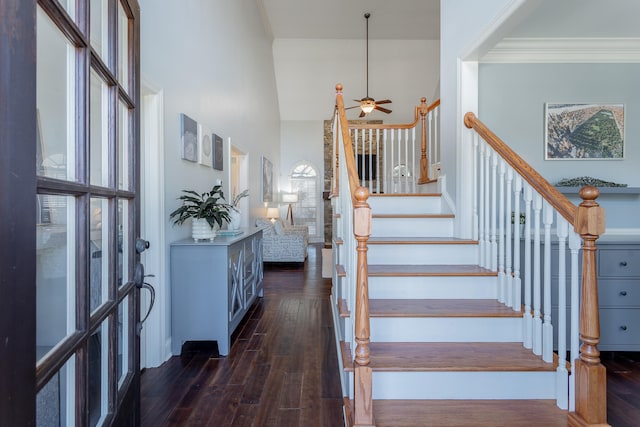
(347, 13, 392, 118)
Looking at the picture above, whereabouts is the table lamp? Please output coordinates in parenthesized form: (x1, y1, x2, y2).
(267, 207, 279, 223)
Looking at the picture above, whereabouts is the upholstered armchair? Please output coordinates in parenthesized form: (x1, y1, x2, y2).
(255, 218, 309, 262)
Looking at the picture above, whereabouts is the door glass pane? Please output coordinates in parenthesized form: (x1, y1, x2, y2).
(90, 70, 109, 187)
(89, 320, 109, 427)
(117, 296, 129, 386)
(117, 3, 129, 93)
(118, 101, 130, 190)
(90, 198, 110, 313)
(90, 0, 109, 62)
(36, 195, 76, 362)
(36, 8, 76, 181)
(37, 355, 76, 427)
(117, 199, 129, 288)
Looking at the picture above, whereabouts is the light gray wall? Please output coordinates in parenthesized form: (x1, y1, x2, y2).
(140, 0, 280, 240)
(479, 62, 640, 229)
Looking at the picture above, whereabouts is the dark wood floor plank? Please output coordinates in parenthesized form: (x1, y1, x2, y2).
(141, 245, 639, 426)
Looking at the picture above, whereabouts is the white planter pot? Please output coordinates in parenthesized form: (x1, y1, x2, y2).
(192, 218, 217, 241)
(229, 209, 241, 230)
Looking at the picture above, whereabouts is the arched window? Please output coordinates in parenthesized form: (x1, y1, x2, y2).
(289, 161, 320, 239)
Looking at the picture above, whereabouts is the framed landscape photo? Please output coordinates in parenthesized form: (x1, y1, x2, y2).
(545, 103, 624, 160)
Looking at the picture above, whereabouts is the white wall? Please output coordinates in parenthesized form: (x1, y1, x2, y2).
(139, 0, 280, 359)
(479, 62, 640, 230)
(273, 39, 440, 122)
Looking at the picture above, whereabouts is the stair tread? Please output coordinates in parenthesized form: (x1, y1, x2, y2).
(368, 236, 477, 245)
(368, 264, 496, 277)
(341, 341, 556, 372)
(372, 213, 454, 219)
(344, 398, 567, 427)
(336, 264, 346, 277)
(338, 298, 349, 317)
(370, 193, 442, 197)
(370, 299, 522, 318)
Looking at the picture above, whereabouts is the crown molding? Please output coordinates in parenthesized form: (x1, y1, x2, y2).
(481, 37, 640, 63)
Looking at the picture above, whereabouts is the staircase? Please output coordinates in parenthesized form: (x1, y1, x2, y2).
(335, 190, 568, 426)
(329, 85, 608, 426)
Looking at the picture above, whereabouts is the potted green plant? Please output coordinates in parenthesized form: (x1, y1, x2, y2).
(228, 189, 249, 230)
(169, 185, 231, 241)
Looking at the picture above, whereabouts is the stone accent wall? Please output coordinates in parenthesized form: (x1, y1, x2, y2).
(323, 119, 382, 247)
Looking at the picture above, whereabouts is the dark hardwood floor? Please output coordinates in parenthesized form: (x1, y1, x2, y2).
(141, 244, 344, 426)
(141, 243, 640, 426)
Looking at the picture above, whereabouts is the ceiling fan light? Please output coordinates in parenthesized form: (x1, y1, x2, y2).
(361, 100, 375, 114)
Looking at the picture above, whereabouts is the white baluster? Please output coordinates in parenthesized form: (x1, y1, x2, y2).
(568, 230, 581, 411)
(390, 129, 395, 193)
(411, 127, 416, 193)
(434, 107, 439, 178)
(376, 129, 380, 194)
(478, 142, 486, 267)
(484, 144, 491, 268)
(542, 200, 554, 363)
(368, 129, 373, 193)
(498, 160, 506, 303)
(428, 110, 433, 181)
(397, 129, 402, 193)
(383, 129, 387, 194)
(472, 134, 479, 242)
(404, 128, 409, 192)
(556, 214, 569, 409)
(505, 167, 513, 309)
(523, 184, 533, 349)
(532, 193, 543, 356)
(513, 176, 522, 312)
(490, 151, 498, 272)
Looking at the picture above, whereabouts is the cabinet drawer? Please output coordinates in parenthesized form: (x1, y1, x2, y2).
(599, 308, 640, 345)
(598, 280, 640, 307)
(599, 249, 640, 277)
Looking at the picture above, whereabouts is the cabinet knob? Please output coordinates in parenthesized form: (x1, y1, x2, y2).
(620, 261, 628, 267)
(620, 325, 628, 331)
(620, 291, 628, 297)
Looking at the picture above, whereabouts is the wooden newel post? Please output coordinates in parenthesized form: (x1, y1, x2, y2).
(417, 97, 431, 185)
(569, 186, 609, 427)
(353, 186, 374, 427)
(333, 84, 343, 196)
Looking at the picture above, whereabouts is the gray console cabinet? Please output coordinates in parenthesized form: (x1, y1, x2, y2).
(170, 228, 263, 355)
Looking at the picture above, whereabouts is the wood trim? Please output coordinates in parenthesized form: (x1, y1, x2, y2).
(0, 1, 37, 423)
(464, 112, 577, 224)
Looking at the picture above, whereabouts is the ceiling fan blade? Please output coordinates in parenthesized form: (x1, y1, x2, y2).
(375, 105, 392, 114)
(359, 110, 366, 118)
(345, 105, 361, 110)
(376, 99, 392, 105)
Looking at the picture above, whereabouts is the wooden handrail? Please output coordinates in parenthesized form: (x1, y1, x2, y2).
(347, 98, 440, 130)
(464, 112, 577, 224)
(335, 84, 374, 426)
(465, 111, 608, 426)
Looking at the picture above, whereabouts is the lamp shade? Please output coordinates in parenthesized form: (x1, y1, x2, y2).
(266, 207, 279, 219)
(281, 192, 298, 203)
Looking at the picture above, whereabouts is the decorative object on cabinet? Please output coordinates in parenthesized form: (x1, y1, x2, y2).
(556, 176, 627, 188)
(281, 192, 298, 226)
(170, 228, 263, 355)
(180, 113, 198, 162)
(261, 156, 273, 202)
(198, 124, 212, 167)
(228, 189, 248, 230)
(545, 103, 624, 160)
(169, 185, 231, 241)
(213, 133, 223, 171)
(256, 218, 308, 263)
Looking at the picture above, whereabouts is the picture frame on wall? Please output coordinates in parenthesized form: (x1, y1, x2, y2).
(180, 113, 198, 162)
(199, 124, 213, 167)
(545, 103, 624, 160)
(261, 156, 273, 203)
(213, 133, 223, 171)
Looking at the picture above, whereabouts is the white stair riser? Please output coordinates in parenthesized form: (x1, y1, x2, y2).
(371, 217, 453, 237)
(368, 197, 442, 215)
(371, 371, 557, 400)
(370, 317, 523, 342)
(368, 276, 498, 299)
(368, 244, 478, 265)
